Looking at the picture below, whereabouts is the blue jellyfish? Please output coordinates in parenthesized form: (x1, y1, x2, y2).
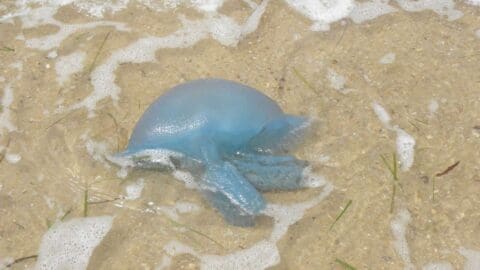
(118, 79, 314, 226)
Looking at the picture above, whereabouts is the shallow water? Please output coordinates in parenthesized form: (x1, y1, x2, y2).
(0, 1, 479, 269)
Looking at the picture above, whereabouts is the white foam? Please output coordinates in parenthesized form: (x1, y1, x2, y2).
(107, 147, 201, 188)
(47, 50, 58, 59)
(458, 247, 480, 270)
(395, 0, 463, 21)
(35, 216, 113, 270)
(43, 195, 56, 209)
(55, 51, 86, 86)
(82, 134, 111, 168)
(283, 0, 354, 31)
(349, 0, 397, 24)
(26, 20, 128, 51)
(5, 153, 21, 164)
(379, 52, 396, 64)
(9, 62, 23, 73)
(16, 33, 25, 40)
(188, 0, 226, 12)
(158, 175, 333, 270)
(391, 208, 414, 270)
(142, 0, 227, 13)
(155, 202, 200, 220)
(20, 0, 230, 18)
(73, 0, 130, 17)
(21, 6, 128, 51)
(0, 85, 16, 134)
(124, 178, 145, 200)
(174, 202, 200, 214)
(395, 127, 415, 171)
(300, 166, 325, 188)
(465, 0, 480, 6)
(371, 102, 416, 171)
(428, 99, 439, 116)
(172, 170, 199, 189)
(372, 102, 392, 127)
(422, 262, 453, 270)
(327, 68, 351, 93)
(475, 29, 480, 39)
(70, 1, 268, 116)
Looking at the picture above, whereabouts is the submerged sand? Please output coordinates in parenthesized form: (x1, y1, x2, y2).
(0, 1, 479, 269)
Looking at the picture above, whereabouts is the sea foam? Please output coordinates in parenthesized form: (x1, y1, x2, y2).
(372, 102, 416, 171)
(0, 85, 16, 134)
(55, 51, 87, 86)
(458, 247, 480, 270)
(156, 172, 333, 270)
(69, 0, 269, 116)
(391, 208, 414, 270)
(35, 216, 113, 270)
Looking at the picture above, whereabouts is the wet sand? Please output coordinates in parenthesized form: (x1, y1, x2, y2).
(0, 1, 479, 269)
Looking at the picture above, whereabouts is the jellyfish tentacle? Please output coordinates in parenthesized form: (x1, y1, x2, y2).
(228, 153, 309, 192)
(200, 144, 266, 226)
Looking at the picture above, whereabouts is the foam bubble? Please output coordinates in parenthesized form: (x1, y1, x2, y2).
(349, 0, 397, 24)
(16, 33, 25, 40)
(35, 216, 113, 270)
(47, 50, 58, 59)
(21, 6, 128, 51)
(107, 148, 201, 188)
(55, 51, 86, 86)
(10, 0, 130, 21)
(371, 102, 416, 171)
(70, 1, 268, 116)
(124, 178, 145, 200)
(73, 0, 130, 18)
(300, 166, 326, 188)
(391, 208, 414, 270)
(372, 102, 392, 127)
(171, 170, 198, 189)
(43, 195, 56, 209)
(395, 127, 415, 171)
(5, 153, 21, 164)
(157, 175, 333, 270)
(188, 0, 226, 12)
(465, 0, 480, 6)
(82, 134, 111, 168)
(0, 84, 16, 134)
(428, 99, 439, 115)
(154, 202, 200, 220)
(9, 61, 23, 72)
(26, 20, 129, 51)
(327, 68, 347, 92)
(458, 247, 480, 270)
(283, 0, 354, 31)
(395, 0, 463, 21)
(422, 262, 453, 270)
(379, 52, 396, 64)
(174, 202, 200, 214)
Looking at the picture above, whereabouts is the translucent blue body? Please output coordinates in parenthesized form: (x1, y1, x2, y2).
(121, 79, 311, 226)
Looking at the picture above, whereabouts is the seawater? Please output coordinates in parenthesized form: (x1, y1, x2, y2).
(0, 1, 479, 269)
